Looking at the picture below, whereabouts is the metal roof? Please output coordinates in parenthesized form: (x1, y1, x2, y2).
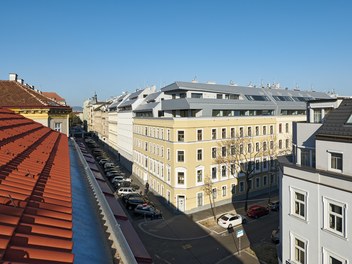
(0, 107, 74, 263)
(316, 98, 352, 141)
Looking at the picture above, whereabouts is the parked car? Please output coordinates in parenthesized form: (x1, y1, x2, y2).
(125, 196, 148, 210)
(111, 176, 125, 183)
(247, 205, 269, 219)
(134, 204, 162, 219)
(268, 201, 280, 211)
(271, 228, 280, 244)
(98, 159, 110, 165)
(121, 193, 143, 203)
(117, 187, 138, 196)
(217, 213, 246, 229)
(104, 166, 121, 172)
(95, 155, 108, 161)
(104, 162, 115, 169)
(106, 171, 122, 177)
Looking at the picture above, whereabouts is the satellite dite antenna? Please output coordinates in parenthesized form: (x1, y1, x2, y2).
(192, 76, 198, 83)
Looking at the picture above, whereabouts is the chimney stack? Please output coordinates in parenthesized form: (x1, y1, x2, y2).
(17, 79, 24, 85)
(9, 73, 18, 81)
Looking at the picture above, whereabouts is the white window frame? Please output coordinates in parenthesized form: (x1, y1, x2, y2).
(323, 197, 346, 237)
(197, 148, 203, 161)
(323, 248, 348, 264)
(195, 166, 204, 186)
(211, 128, 217, 140)
(176, 150, 185, 162)
(177, 130, 185, 142)
(211, 165, 218, 182)
(196, 192, 204, 207)
(175, 167, 187, 187)
(290, 187, 308, 221)
(197, 128, 203, 141)
(289, 233, 307, 264)
(328, 151, 343, 173)
(54, 122, 62, 132)
(222, 185, 227, 197)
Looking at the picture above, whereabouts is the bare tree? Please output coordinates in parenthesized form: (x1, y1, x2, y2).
(216, 129, 290, 212)
(203, 176, 217, 220)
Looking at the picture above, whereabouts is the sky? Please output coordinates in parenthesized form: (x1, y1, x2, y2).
(1, 0, 351, 106)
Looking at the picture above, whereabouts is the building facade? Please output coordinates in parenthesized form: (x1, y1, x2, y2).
(132, 81, 331, 213)
(281, 98, 352, 264)
(0, 73, 71, 135)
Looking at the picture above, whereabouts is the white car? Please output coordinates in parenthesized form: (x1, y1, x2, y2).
(117, 187, 138, 196)
(217, 213, 245, 229)
(104, 162, 115, 169)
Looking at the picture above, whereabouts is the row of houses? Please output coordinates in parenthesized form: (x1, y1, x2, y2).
(84, 80, 332, 214)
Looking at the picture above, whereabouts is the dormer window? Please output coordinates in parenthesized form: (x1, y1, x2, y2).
(347, 114, 352, 124)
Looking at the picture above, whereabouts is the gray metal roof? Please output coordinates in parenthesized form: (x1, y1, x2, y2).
(316, 99, 352, 140)
(118, 98, 137, 108)
(144, 91, 162, 102)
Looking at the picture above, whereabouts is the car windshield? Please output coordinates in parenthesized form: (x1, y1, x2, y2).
(220, 216, 229, 221)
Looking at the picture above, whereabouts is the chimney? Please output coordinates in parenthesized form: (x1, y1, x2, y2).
(9, 73, 18, 81)
(17, 79, 24, 85)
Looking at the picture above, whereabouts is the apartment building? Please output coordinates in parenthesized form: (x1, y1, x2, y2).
(281, 98, 352, 264)
(0, 73, 72, 135)
(132, 81, 331, 213)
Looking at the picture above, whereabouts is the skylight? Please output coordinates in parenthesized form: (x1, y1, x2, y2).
(346, 114, 352, 124)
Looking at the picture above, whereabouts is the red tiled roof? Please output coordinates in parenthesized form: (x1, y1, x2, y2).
(42, 92, 65, 102)
(0, 108, 74, 263)
(0, 81, 69, 109)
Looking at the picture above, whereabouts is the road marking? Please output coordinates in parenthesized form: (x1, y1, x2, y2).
(155, 254, 172, 264)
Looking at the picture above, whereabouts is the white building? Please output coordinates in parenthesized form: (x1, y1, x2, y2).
(280, 98, 352, 264)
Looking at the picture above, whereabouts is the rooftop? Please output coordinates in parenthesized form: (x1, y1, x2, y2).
(0, 107, 73, 263)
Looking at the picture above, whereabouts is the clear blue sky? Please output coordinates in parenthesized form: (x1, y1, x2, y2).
(1, 0, 351, 106)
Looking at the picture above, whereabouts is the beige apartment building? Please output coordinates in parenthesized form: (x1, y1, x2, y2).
(132, 81, 331, 213)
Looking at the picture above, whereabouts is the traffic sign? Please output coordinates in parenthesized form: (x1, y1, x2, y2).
(236, 229, 244, 238)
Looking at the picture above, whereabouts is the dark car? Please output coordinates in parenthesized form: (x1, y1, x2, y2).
(134, 204, 162, 219)
(247, 205, 269, 219)
(268, 201, 280, 211)
(125, 196, 148, 210)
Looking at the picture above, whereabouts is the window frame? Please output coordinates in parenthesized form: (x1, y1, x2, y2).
(323, 197, 346, 237)
(290, 187, 307, 221)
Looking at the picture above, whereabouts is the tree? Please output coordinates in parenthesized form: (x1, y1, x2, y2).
(216, 129, 290, 212)
(203, 176, 217, 220)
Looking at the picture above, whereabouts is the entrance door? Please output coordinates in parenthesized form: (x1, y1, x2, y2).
(177, 195, 185, 212)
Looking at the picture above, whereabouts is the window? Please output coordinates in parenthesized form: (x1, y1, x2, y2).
(255, 177, 260, 188)
(212, 129, 217, 139)
(54, 122, 62, 132)
(324, 198, 345, 236)
(293, 237, 306, 264)
(255, 126, 259, 136)
(212, 147, 217, 159)
(279, 123, 282, 133)
(178, 131, 184, 142)
(197, 192, 203, 207)
(239, 181, 244, 192)
(222, 128, 226, 139)
(247, 127, 252, 137)
(279, 140, 282, 149)
(177, 151, 184, 162)
(330, 152, 343, 171)
(286, 139, 290, 149)
(270, 140, 274, 150)
(263, 141, 267, 151)
(212, 188, 217, 199)
(197, 129, 202, 141)
(263, 126, 267, 135)
(230, 145, 235, 155)
(240, 144, 243, 154)
(231, 128, 235, 138)
(314, 109, 322, 123)
(167, 129, 170, 141)
(255, 142, 259, 152)
(255, 160, 260, 170)
(211, 167, 217, 179)
(177, 172, 185, 184)
(230, 164, 235, 175)
(286, 123, 289, 133)
(222, 186, 227, 197)
(222, 146, 226, 157)
(239, 127, 244, 137)
(191, 93, 202, 98)
(270, 125, 274, 134)
(291, 189, 307, 220)
(263, 158, 267, 170)
(197, 169, 203, 183)
(197, 149, 203, 160)
(221, 165, 226, 177)
(263, 176, 267, 186)
(248, 143, 252, 153)
(167, 148, 170, 160)
(323, 249, 347, 264)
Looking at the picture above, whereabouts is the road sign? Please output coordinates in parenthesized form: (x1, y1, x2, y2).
(236, 229, 244, 238)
